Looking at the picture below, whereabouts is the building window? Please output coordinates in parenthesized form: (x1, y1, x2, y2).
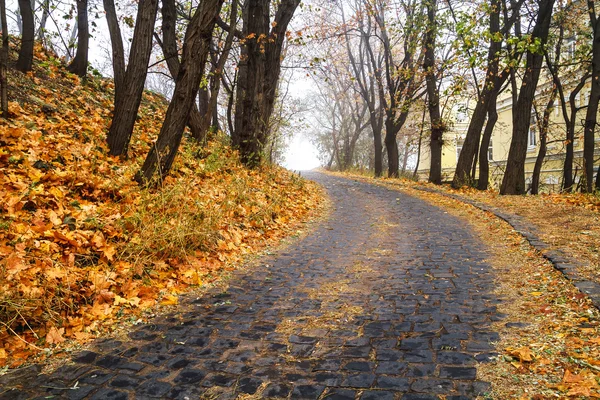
(565, 37, 576, 59)
(487, 140, 493, 161)
(528, 113, 537, 148)
(455, 102, 468, 123)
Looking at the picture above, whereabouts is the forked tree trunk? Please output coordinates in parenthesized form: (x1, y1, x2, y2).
(477, 96, 498, 190)
(106, 0, 159, 157)
(201, 1, 237, 138)
(453, 0, 501, 188)
(68, 0, 89, 77)
(136, 0, 224, 184)
(16, 0, 34, 72)
(0, 0, 8, 118)
(232, 0, 300, 166)
(500, 0, 555, 195)
(103, 0, 125, 90)
(158, 0, 204, 140)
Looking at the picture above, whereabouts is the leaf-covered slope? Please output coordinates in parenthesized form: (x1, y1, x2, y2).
(0, 41, 323, 368)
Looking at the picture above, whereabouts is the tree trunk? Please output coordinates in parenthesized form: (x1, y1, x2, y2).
(0, 0, 8, 118)
(424, 0, 443, 184)
(158, 0, 205, 140)
(67, 0, 89, 77)
(136, 0, 223, 184)
(531, 92, 556, 194)
(106, 0, 159, 157)
(453, 0, 501, 188)
(477, 95, 498, 190)
(200, 0, 236, 138)
(36, 0, 49, 42)
(232, 0, 300, 167)
(584, 2, 600, 192)
(500, 0, 555, 195)
(384, 119, 400, 178)
(103, 0, 125, 90)
(16, 0, 34, 72)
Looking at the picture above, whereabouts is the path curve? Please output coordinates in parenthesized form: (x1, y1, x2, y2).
(0, 172, 502, 399)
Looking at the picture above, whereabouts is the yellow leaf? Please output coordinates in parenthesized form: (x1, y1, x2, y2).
(507, 346, 535, 362)
(48, 187, 64, 199)
(530, 291, 543, 296)
(160, 294, 178, 306)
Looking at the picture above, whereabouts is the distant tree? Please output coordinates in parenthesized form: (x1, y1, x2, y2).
(68, 0, 89, 77)
(0, 0, 7, 118)
(136, 0, 224, 184)
(500, 0, 555, 195)
(16, 0, 35, 72)
(340, 1, 385, 176)
(106, 0, 159, 157)
(232, 0, 301, 167)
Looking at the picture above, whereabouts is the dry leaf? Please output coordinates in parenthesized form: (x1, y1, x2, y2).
(46, 326, 65, 345)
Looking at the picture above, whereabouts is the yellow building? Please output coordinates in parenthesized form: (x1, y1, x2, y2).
(416, 81, 600, 192)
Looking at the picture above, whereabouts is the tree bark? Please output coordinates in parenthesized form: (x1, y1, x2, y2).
(453, 0, 502, 188)
(232, 0, 300, 167)
(16, 0, 34, 72)
(158, 0, 205, 140)
(500, 0, 555, 195)
(0, 0, 8, 118)
(136, 0, 224, 184)
(68, 0, 89, 77)
(106, 0, 159, 157)
(36, 0, 49, 42)
(424, 0, 443, 184)
(477, 95, 498, 190)
(200, 0, 237, 137)
(531, 91, 556, 194)
(584, 1, 600, 192)
(103, 0, 125, 90)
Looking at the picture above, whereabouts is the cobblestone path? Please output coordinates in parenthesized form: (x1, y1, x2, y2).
(1, 172, 502, 399)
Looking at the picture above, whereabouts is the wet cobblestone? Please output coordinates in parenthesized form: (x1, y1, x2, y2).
(0, 172, 502, 399)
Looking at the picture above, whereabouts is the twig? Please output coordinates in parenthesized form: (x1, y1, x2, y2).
(0, 321, 44, 351)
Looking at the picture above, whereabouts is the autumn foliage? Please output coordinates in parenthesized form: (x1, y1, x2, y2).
(0, 42, 322, 367)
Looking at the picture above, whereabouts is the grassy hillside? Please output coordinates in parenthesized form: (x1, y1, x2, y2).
(0, 41, 323, 367)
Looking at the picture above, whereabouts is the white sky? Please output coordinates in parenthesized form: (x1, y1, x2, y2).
(283, 135, 321, 170)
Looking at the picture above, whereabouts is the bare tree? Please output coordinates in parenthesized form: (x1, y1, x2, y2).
(67, 0, 89, 77)
(500, 0, 555, 195)
(16, 0, 35, 72)
(232, 0, 301, 166)
(136, 0, 224, 183)
(106, 0, 159, 157)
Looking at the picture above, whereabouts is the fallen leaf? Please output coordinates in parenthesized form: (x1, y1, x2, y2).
(46, 326, 65, 345)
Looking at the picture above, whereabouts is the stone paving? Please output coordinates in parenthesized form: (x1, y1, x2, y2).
(0, 172, 503, 399)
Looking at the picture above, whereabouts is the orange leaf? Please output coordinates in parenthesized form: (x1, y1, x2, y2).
(507, 347, 535, 362)
(45, 326, 65, 345)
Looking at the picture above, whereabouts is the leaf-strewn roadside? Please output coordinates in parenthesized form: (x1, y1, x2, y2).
(327, 170, 600, 398)
(0, 43, 324, 369)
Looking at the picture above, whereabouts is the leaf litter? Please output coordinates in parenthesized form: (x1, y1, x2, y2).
(327, 170, 600, 398)
(0, 41, 324, 369)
